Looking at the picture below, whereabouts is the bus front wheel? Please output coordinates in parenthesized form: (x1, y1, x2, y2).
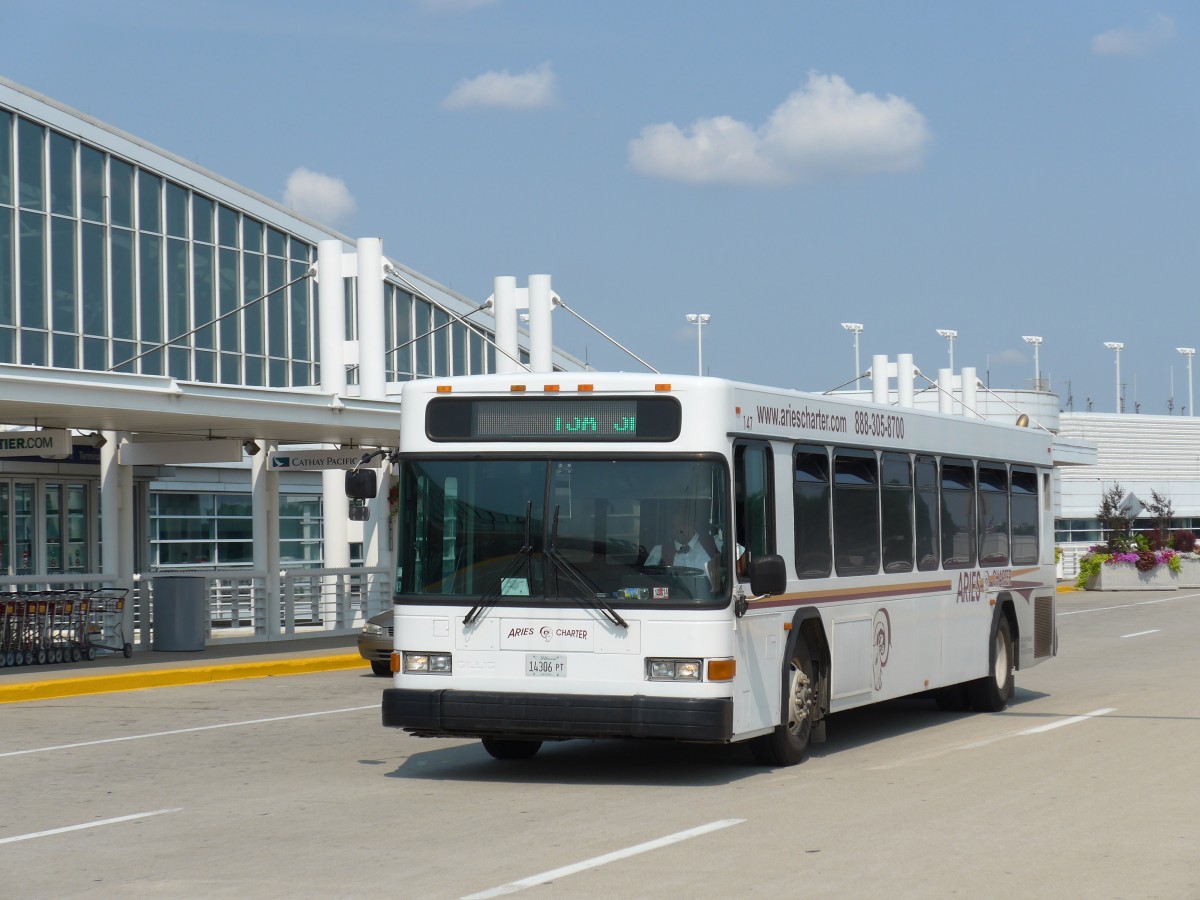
(481, 738, 542, 760)
(968, 615, 1014, 712)
(750, 637, 816, 766)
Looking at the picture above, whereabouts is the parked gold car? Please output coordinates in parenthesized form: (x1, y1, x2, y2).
(357, 610, 393, 677)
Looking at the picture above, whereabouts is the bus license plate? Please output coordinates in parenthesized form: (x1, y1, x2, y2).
(526, 654, 567, 677)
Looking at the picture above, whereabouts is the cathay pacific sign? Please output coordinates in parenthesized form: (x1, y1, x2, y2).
(267, 450, 381, 471)
(0, 429, 71, 459)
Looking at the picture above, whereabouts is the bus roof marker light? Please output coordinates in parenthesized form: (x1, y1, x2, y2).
(578, 384, 594, 392)
(436, 385, 453, 394)
(655, 383, 671, 392)
(544, 384, 560, 392)
(510, 384, 527, 392)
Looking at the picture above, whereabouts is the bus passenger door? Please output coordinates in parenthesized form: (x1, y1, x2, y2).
(731, 441, 780, 734)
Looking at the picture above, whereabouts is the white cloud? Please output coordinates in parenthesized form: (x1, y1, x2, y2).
(282, 168, 356, 225)
(628, 72, 930, 186)
(442, 62, 557, 111)
(1091, 14, 1176, 57)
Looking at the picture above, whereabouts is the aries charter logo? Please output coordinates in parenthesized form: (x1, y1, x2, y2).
(872, 608, 892, 691)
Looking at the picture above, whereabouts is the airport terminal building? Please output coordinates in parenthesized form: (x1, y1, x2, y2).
(0, 76, 578, 648)
(2, 76, 1194, 654)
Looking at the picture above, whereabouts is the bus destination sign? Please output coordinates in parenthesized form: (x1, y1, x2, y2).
(426, 396, 681, 442)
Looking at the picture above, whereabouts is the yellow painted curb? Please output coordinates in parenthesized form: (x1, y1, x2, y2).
(0, 653, 364, 704)
(1056, 584, 1077, 593)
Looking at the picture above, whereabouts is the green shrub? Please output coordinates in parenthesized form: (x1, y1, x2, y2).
(1076, 551, 1110, 589)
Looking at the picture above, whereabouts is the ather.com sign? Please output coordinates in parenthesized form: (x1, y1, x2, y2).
(0, 429, 71, 458)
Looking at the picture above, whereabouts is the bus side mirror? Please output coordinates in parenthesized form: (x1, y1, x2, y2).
(345, 468, 378, 500)
(749, 554, 787, 596)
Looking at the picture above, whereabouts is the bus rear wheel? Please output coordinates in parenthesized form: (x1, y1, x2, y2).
(481, 738, 542, 760)
(968, 615, 1014, 712)
(750, 637, 816, 766)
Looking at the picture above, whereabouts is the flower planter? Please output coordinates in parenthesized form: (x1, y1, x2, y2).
(1084, 561, 1178, 591)
(1176, 556, 1200, 588)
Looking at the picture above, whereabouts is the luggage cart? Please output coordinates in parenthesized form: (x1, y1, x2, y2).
(9, 596, 37, 666)
(47, 592, 85, 663)
(0, 598, 16, 667)
(31, 595, 51, 665)
(82, 588, 133, 659)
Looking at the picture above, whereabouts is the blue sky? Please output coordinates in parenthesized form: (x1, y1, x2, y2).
(4, 1, 1197, 413)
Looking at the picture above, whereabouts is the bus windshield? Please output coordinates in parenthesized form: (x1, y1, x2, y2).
(396, 456, 732, 608)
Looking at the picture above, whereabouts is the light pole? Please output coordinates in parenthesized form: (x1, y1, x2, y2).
(1178, 347, 1195, 416)
(686, 313, 710, 376)
(1104, 341, 1124, 412)
(1022, 335, 1043, 390)
(841, 323, 863, 388)
(936, 329, 958, 370)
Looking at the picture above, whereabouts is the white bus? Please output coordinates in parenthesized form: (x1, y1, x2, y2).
(373, 371, 1059, 765)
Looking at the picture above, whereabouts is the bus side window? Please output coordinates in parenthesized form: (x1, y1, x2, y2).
(941, 458, 976, 569)
(735, 442, 775, 577)
(833, 449, 880, 576)
(1010, 467, 1039, 565)
(793, 445, 831, 578)
(978, 463, 1010, 566)
(915, 455, 939, 571)
(881, 452, 914, 573)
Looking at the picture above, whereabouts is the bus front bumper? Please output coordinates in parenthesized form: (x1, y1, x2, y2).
(382, 688, 733, 743)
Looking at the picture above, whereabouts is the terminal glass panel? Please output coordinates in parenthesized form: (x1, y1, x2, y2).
(13, 481, 34, 574)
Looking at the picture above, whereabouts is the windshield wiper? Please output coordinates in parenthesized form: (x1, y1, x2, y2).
(545, 505, 629, 630)
(463, 500, 534, 626)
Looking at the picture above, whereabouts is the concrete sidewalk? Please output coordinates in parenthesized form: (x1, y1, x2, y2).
(0, 635, 366, 704)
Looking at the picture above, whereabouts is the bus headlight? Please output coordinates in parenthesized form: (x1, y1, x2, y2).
(403, 652, 452, 674)
(646, 658, 703, 681)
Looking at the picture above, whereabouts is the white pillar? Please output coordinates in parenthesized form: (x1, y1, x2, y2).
(323, 468, 350, 569)
(871, 354, 889, 404)
(251, 440, 280, 638)
(350, 239, 388, 595)
(100, 431, 135, 642)
(356, 238, 386, 400)
(938, 368, 955, 414)
(363, 466, 391, 616)
(317, 240, 347, 396)
(493, 276, 520, 374)
(897, 354, 915, 408)
(961, 367, 978, 418)
(319, 238, 351, 584)
(528, 274, 554, 373)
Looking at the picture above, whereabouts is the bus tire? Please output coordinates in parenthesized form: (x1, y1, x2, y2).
(750, 635, 816, 766)
(968, 614, 1014, 712)
(481, 738, 542, 760)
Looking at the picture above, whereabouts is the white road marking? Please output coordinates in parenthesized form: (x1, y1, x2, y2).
(1059, 597, 1174, 616)
(1121, 629, 1160, 638)
(1017, 708, 1116, 735)
(461, 819, 746, 899)
(871, 707, 1119, 770)
(0, 808, 181, 845)
(0, 705, 376, 758)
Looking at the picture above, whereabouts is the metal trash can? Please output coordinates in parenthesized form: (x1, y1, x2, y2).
(153, 576, 207, 651)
